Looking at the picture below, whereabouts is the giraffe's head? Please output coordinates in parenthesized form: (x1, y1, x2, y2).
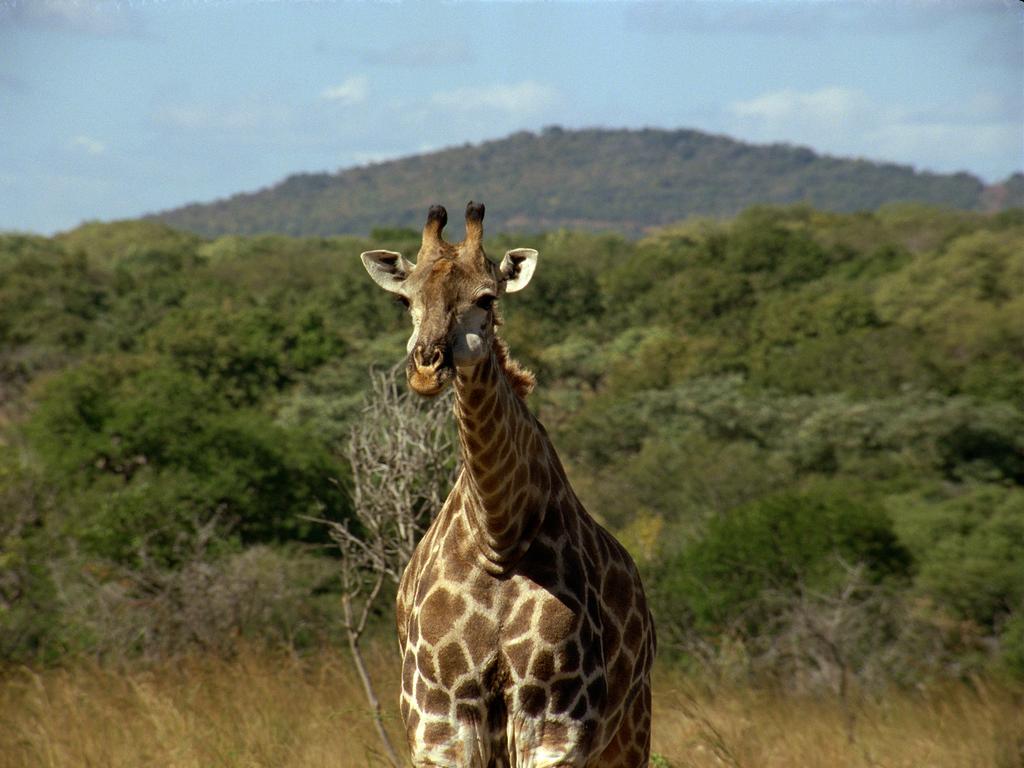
(360, 202, 538, 397)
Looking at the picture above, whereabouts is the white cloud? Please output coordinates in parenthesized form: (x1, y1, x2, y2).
(871, 123, 1020, 166)
(7, 0, 143, 37)
(625, 2, 995, 38)
(357, 40, 473, 68)
(726, 86, 1023, 181)
(321, 76, 369, 106)
(71, 135, 105, 155)
(154, 105, 244, 130)
(152, 103, 290, 132)
(730, 87, 865, 124)
(350, 143, 437, 167)
(431, 81, 558, 114)
(350, 149, 403, 166)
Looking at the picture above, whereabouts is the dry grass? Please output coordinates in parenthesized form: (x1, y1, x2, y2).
(653, 668, 1024, 768)
(0, 645, 404, 768)
(2, 647, 1021, 768)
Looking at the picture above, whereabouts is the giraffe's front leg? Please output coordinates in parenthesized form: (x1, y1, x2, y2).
(504, 654, 609, 768)
(507, 680, 650, 768)
(507, 711, 599, 768)
(404, 679, 497, 768)
(592, 683, 652, 768)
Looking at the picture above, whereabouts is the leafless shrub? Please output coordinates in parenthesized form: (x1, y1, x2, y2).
(662, 554, 983, 752)
(317, 366, 458, 767)
(54, 520, 339, 663)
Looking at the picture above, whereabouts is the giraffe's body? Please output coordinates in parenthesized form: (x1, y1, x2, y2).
(361, 203, 654, 768)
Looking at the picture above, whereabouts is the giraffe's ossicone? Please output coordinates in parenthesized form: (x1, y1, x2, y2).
(361, 202, 655, 768)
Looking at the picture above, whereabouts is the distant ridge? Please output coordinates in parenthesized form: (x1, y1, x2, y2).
(149, 127, 1024, 237)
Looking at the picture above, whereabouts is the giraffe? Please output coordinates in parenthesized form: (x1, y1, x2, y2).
(360, 202, 655, 768)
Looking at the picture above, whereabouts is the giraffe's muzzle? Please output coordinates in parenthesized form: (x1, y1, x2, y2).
(407, 343, 453, 397)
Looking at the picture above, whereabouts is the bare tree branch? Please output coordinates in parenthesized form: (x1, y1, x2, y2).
(320, 365, 458, 768)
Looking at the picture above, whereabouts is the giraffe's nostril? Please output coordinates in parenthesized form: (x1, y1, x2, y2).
(414, 345, 445, 371)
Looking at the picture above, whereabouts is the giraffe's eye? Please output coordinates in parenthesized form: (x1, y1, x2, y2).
(475, 294, 496, 312)
(395, 294, 410, 309)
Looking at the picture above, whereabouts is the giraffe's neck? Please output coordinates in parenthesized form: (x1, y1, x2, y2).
(453, 341, 559, 574)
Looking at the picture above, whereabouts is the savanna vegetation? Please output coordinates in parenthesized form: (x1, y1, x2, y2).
(2, 648, 1020, 768)
(2, 202, 1023, 765)
(151, 127, 1024, 237)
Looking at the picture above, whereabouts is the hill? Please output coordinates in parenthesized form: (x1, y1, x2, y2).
(148, 127, 1021, 237)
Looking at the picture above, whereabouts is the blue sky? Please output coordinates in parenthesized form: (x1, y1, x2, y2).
(1, 0, 1021, 234)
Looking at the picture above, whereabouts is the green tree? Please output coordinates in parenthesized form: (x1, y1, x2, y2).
(26, 356, 347, 565)
(891, 485, 1024, 630)
(652, 491, 912, 638)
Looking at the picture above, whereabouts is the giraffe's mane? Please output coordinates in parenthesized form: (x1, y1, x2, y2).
(492, 335, 535, 399)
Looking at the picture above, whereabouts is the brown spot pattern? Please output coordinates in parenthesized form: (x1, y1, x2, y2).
(437, 642, 469, 687)
(419, 588, 466, 645)
(424, 687, 451, 715)
(463, 613, 493, 664)
(505, 598, 535, 637)
(526, 649, 552, 681)
(538, 598, 579, 645)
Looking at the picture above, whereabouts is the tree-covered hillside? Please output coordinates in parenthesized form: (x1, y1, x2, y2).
(2, 204, 1022, 685)
(149, 128, 1021, 238)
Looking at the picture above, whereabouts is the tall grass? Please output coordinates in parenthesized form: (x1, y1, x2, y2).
(653, 668, 1024, 768)
(2, 647, 1021, 768)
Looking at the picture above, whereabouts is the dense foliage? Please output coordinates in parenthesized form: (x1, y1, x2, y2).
(150, 128, 1023, 237)
(1, 204, 1022, 686)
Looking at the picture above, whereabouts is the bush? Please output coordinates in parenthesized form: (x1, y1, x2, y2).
(144, 304, 346, 406)
(726, 207, 831, 286)
(26, 356, 348, 565)
(891, 485, 1024, 630)
(651, 491, 912, 639)
(0, 238, 110, 383)
(0, 451, 64, 665)
(52, 544, 342, 660)
(999, 612, 1024, 680)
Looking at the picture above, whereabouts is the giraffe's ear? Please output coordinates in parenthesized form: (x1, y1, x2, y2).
(361, 250, 415, 295)
(499, 248, 538, 294)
